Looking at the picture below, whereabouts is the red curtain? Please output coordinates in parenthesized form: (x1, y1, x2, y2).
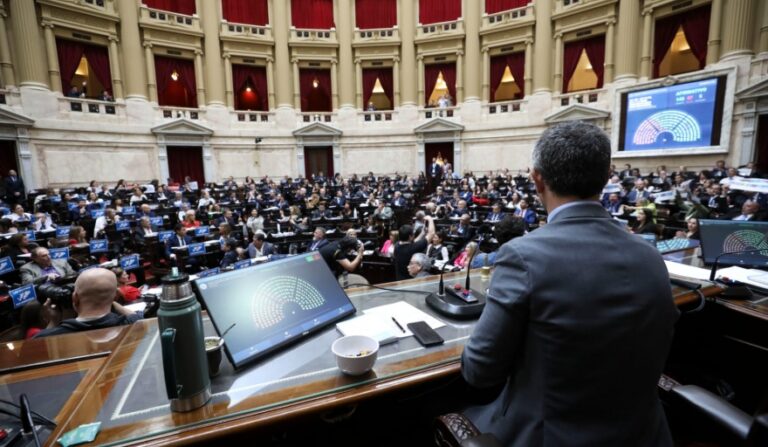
(222, 0, 268, 25)
(419, 0, 461, 24)
(56, 39, 113, 95)
(424, 62, 456, 104)
(167, 146, 205, 185)
(291, 0, 334, 29)
(490, 52, 524, 102)
(562, 35, 605, 92)
(653, 5, 710, 78)
(355, 0, 396, 29)
(83, 45, 113, 96)
(155, 56, 197, 107)
(232, 64, 268, 111)
(144, 0, 196, 15)
(485, 0, 528, 14)
(299, 68, 331, 112)
(362, 67, 393, 108)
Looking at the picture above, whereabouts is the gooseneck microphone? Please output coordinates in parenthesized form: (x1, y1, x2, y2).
(438, 268, 445, 296)
(464, 246, 477, 291)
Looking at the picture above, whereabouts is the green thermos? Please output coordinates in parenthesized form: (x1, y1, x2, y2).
(158, 268, 211, 412)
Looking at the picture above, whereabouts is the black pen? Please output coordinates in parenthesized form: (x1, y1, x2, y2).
(392, 317, 406, 333)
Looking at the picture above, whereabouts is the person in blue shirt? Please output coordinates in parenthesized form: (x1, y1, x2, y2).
(514, 198, 537, 226)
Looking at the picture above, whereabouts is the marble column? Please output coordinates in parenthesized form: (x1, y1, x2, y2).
(337, 0, 355, 108)
(392, 57, 400, 107)
(354, 59, 363, 109)
(417, 55, 424, 107)
(721, 0, 755, 58)
(9, 0, 48, 88)
(399, 0, 417, 106)
(223, 54, 233, 108)
(455, 51, 464, 104)
(481, 48, 489, 101)
(292, 59, 301, 110)
(194, 50, 206, 106)
(604, 20, 615, 84)
(200, 0, 225, 106)
(331, 59, 339, 110)
(463, 0, 481, 102)
(639, 7, 654, 79)
(0, 11, 16, 87)
(266, 57, 275, 110)
(272, 0, 293, 108)
(107, 36, 124, 100)
(117, 0, 147, 99)
(706, 0, 723, 64)
(553, 34, 563, 94)
(761, 0, 768, 53)
(524, 40, 533, 96)
(42, 22, 60, 93)
(614, 0, 640, 80)
(144, 43, 157, 103)
(532, 0, 552, 93)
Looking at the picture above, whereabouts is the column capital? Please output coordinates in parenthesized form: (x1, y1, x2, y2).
(481, 47, 489, 53)
(222, 52, 231, 59)
(291, 58, 299, 64)
(554, 32, 563, 40)
(143, 42, 153, 49)
(108, 34, 119, 43)
(330, 58, 337, 64)
(525, 38, 534, 46)
(416, 54, 424, 61)
(456, 50, 464, 56)
(392, 56, 400, 62)
(194, 49, 204, 56)
(642, 7, 654, 16)
(605, 19, 616, 27)
(41, 21, 55, 30)
(265, 56, 274, 63)
(354, 57, 361, 64)
(0, 11, 7, 19)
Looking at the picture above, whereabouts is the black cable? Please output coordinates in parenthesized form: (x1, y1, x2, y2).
(0, 408, 55, 427)
(0, 399, 56, 427)
(345, 282, 432, 296)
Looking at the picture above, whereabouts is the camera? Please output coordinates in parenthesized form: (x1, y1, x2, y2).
(37, 282, 75, 309)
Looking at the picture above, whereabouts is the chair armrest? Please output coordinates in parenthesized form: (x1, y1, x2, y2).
(672, 384, 752, 440)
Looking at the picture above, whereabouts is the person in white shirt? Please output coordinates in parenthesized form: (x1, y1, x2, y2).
(33, 212, 55, 231)
(197, 190, 215, 211)
(93, 208, 119, 238)
(129, 188, 147, 205)
(8, 204, 31, 223)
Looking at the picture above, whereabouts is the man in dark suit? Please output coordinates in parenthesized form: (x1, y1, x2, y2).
(429, 157, 442, 190)
(307, 227, 329, 252)
(5, 170, 25, 205)
(247, 232, 275, 258)
(461, 121, 678, 446)
(165, 223, 194, 260)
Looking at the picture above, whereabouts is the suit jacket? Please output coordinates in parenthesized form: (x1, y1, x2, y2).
(247, 241, 275, 259)
(307, 238, 329, 252)
(4, 175, 25, 202)
(20, 260, 76, 285)
(462, 202, 678, 447)
(165, 235, 194, 258)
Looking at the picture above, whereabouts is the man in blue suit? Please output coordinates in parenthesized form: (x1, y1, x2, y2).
(165, 223, 194, 260)
(247, 232, 276, 258)
(462, 122, 678, 446)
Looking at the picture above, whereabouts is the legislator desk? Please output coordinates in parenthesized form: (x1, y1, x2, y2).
(0, 270, 734, 446)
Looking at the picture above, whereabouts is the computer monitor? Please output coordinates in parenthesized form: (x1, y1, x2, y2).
(194, 253, 356, 369)
(698, 219, 768, 266)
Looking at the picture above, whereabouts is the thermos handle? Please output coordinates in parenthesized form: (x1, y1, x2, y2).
(161, 328, 181, 399)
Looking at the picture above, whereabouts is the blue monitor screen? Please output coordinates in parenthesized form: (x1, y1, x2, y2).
(619, 76, 726, 151)
(194, 253, 356, 369)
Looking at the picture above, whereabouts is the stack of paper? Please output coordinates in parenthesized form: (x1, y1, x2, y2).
(336, 301, 445, 344)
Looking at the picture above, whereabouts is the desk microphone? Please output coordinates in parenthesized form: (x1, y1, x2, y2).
(426, 246, 486, 319)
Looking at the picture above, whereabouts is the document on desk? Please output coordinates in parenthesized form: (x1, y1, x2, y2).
(363, 301, 445, 337)
(336, 313, 401, 345)
(665, 260, 712, 281)
(716, 266, 768, 288)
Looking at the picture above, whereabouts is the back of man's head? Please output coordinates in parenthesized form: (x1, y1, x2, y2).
(73, 268, 118, 316)
(494, 216, 526, 245)
(398, 225, 414, 242)
(533, 122, 611, 199)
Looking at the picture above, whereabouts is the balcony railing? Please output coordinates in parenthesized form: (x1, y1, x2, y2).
(420, 106, 458, 120)
(158, 106, 203, 120)
(139, 6, 201, 33)
(482, 3, 534, 28)
(416, 19, 464, 40)
(233, 110, 272, 123)
(298, 112, 335, 124)
(354, 27, 399, 45)
(59, 97, 122, 116)
(360, 110, 395, 123)
(220, 21, 272, 41)
(486, 99, 526, 115)
(290, 28, 337, 44)
(555, 89, 604, 107)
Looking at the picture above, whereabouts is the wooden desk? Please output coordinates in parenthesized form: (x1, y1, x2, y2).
(0, 271, 729, 446)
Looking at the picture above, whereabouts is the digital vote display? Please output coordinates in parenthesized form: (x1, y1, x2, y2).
(619, 76, 725, 151)
(699, 220, 768, 267)
(194, 253, 356, 369)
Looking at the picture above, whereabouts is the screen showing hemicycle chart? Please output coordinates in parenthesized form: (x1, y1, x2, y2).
(699, 220, 768, 267)
(195, 253, 355, 368)
(622, 78, 720, 151)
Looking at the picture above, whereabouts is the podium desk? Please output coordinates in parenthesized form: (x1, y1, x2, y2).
(0, 270, 725, 446)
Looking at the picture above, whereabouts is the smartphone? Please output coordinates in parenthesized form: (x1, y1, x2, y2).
(407, 321, 444, 347)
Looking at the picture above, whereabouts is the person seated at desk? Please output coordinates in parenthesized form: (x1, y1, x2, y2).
(129, 187, 147, 205)
(461, 122, 678, 446)
(20, 246, 76, 285)
(33, 212, 55, 231)
(452, 241, 477, 271)
(219, 238, 239, 268)
(319, 235, 365, 278)
(631, 208, 658, 235)
(8, 204, 31, 223)
(70, 199, 89, 223)
(68, 225, 88, 246)
(394, 215, 435, 280)
(218, 223, 240, 246)
(5, 233, 35, 265)
(452, 214, 475, 242)
(426, 231, 449, 268)
(93, 208, 119, 238)
(675, 217, 700, 240)
(602, 192, 623, 215)
(373, 202, 393, 221)
(726, 199, 766, 221)
(34, 268, 142, 338)
(331, 190, 346, 208)
(247, 232, 275, 259)
(448, 199, 470, 218)
(111, 266, 141, 303)
(246, 208, 265, 235)
(513, 198, 537, 227)
(135, 203, 154, 220)
(133, 216, 157, 243)
(307, 227, 329, 251)
(312, 203, 333, 220)
(408, 252, 432, 278)
(485, 203, 505, 223)
(166, 223, 193, 260)
(214, 208, 237, 227)
(180, 209, 200, 229)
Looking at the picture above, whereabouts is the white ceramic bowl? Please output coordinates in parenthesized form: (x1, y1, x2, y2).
(331, 335, 379, 376)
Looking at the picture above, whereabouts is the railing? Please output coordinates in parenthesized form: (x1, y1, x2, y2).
(354, 27, 399, 44)
(416, 19, 464, 39)
(360, 110, 395, 123)
(158, 106, 203, 120)
(232, 110, 272, 123)
(139, 6, 200, 32)
(290, 28, 337, 43)
(59, 97, 121, 116)
(555, 88, 604, 107)
(486, 99, 526, 115)
(420, 106, 459, 120)
(482, 3, 533, 28)
(220, 21, 272, 40)
(298, 112, 335, 124)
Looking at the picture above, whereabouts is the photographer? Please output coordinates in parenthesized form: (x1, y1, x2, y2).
(20, 247, 76, 285)
(319, 235, 365, 278)
(34, 268, 141, 338)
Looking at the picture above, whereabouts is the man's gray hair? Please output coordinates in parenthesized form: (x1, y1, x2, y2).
(411, 252, 431, 272)
(532, 121, 611, 199)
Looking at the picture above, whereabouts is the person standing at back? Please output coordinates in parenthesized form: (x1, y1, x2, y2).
(461, 121, 679, 446)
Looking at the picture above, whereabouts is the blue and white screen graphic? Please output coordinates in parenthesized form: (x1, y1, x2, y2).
(623, 78, 718, 151)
